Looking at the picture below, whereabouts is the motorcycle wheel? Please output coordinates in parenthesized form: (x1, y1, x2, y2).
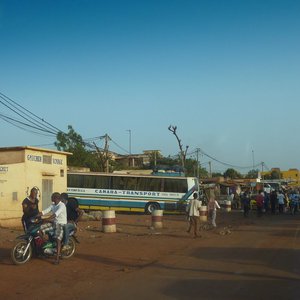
(11, 241, 32, 265)
(62, 236, 76, 259)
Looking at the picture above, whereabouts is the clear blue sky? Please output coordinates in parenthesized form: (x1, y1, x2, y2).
(0, 0, 299, 173)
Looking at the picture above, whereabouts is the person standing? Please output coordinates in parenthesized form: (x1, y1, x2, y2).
(264, 192, 270, 213)
(208, 196, 221, 227)
(277, 190, 285, 214)
(241, 191, 250, 217)
(290, 191, 298, 215)
(21, 187, 39, 232)
(186, 192, 202, 238)
(256, 190, 264, 217)
(270, 190, 277, 214)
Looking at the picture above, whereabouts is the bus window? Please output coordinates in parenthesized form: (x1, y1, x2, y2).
(136, 177, 147, 191)
(163, 178, 187, 193)
(111, 176, 125, 190)
(95, 175, 110, 189)
(67, 174, 84, 188)
(83, 175, 96, 188)
(124, 177, 137, 190)
(148, 178, 163, 192)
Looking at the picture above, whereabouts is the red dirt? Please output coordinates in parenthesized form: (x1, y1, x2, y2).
(0, 210, 300, 299)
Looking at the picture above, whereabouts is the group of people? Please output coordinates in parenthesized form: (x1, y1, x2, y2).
(186, 192, 220, 238)
(21, 187, 83, 265)
(240, 188, 300, 217)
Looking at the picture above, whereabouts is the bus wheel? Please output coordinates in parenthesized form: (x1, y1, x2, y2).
(145, 202, 160, 214)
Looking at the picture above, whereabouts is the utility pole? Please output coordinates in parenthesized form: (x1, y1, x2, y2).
(126, 129, 132, 155)
(104, 134, 110, 173)
(209, 161, 212, 178)
(93, 134, 111, 173)
(252, 150, 255, 170)
(196, 148, 200, 179)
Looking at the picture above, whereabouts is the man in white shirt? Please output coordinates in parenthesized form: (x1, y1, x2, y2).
(39, 192, 67, 265)
(186, 192, 202, 238)
(208, 196, 221, 227)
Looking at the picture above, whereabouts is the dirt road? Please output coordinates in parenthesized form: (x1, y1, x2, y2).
(0, 211, 300, 299)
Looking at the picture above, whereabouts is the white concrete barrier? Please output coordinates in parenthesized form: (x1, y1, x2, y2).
(199, 206, 208, 222)
(225, 200, 232, 212)
(102, 210, 116, 233)
(151, 210, 163, 229)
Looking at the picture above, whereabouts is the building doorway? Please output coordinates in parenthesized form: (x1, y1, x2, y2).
(42, 179, 53, 210)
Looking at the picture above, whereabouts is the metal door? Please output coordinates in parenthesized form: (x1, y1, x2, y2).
(42, 179, 53, 210)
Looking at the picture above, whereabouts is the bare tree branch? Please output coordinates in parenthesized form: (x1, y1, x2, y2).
(168, 125, 188, 168)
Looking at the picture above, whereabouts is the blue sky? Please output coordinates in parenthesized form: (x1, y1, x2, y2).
(0, 0, 299, 173)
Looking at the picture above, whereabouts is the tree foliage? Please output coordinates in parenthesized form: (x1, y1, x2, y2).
(246, 169, 259, 179)
(223, 168, 243, 179)
(148, 155, 208, 177)
(212, 172, 223, 178)
(55, 125, 100, 171)
(263, 169, 282, 180)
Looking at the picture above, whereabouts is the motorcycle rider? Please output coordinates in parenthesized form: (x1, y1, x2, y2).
(21, 187, 39, 232)
(38, 192, 67, 265)
(61, 193, 83, 249)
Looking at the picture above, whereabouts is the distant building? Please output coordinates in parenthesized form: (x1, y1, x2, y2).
(261, 168, 300, 186)
(114, 150, 161, 168)
(0, 146, 71, 227)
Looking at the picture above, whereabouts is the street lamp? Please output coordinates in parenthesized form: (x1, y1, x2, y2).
(126, 129, 132, 155)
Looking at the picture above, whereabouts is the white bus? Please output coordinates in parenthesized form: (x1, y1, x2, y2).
(67, 172, 199, 213)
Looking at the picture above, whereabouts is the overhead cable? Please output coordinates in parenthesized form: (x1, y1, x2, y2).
(0, 92, 63, 134)
(197, 147, 263, 170)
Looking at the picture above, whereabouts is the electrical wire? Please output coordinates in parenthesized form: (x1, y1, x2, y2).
(197, 147, 263, 170)
(110, 138, 130, 154)
(0, 92, 63, 134)
(0, 112, 58, 135)
(0, 114, 55, 137)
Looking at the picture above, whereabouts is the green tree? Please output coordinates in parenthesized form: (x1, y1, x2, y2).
(246, 169, 259, 179)
(223, 168, 243, 179)
(55, 125, 100, 171)
(212, 172, 223, 178)
(270, 169, 282, 179)
(184, 158, 208, 178)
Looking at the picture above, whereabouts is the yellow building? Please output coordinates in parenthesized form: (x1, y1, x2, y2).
(261, 168, 300, 186)
(0, 146, 71, 227)
(282, 169, 300, 185)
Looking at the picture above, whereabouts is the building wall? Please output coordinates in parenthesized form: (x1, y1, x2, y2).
(0, 147, 69, 227)
(261, 168, 300, 185)
(0, 162, 26, 220)
(0, 150, 24, 164)
(281, 169, 300, 185)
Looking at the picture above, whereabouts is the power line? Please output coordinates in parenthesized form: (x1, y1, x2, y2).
(110, 138, 130, 154)
(196, 147, 262, 170)
(0, 92, 63, 134)
(0, 113, 55, 137)
(0, 112, 57, 136)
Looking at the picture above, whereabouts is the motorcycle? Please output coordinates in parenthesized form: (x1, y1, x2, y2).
(11, 218, 78, 265)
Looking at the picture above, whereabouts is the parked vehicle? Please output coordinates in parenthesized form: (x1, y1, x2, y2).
(11, 218, 77, 265)
(67, 172, 199, 214)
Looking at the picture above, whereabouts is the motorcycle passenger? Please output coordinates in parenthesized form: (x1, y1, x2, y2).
(38, 192, 67, 265)
(61, 193, 83, 249)
(21, 187, 39, 232)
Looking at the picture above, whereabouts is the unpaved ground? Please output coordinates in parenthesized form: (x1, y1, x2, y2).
(0, 210, 300, 300)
